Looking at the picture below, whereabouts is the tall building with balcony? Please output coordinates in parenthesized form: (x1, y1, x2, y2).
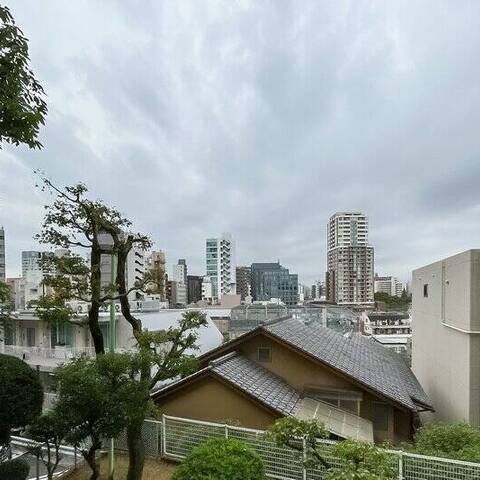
(21, 250, 57, 308)
(250, 262, 298, 305)
(205, 233, 236, 303)
(146, 250, 166, 300)
(326, 212, 374, 306)
(0, 226, 5, 281)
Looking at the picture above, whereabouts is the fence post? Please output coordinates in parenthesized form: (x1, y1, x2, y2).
(156, 421, 161, 456)
(398, 452, 404, 480)
(224, 424, 229, 439)
(302, 437, 307, 480)
(162, 414, 167, 457)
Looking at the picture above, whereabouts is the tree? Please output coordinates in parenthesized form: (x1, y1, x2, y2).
(0, 354, 43, 457)
(28, 412, 69, 480)
(172, 438, 266, 480)
(0, 281, 10, 304)
(409, 422, 480, 463)
(36, 175, 208, 480)
(54, 353, 143, 480)
(326, 440, 396, 480)
(268, 417, 330, 469)
(0, 458, 30, 480)
(0, 5, 47, 149)
(35, 175, 151, 355)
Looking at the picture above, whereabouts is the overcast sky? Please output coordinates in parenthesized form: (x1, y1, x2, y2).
(1, 1, 480, 284)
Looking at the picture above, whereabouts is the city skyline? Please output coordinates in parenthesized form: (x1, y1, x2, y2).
(2, 2, 480, 284)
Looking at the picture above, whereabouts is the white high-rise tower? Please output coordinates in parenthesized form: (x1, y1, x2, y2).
(205, 233, 236, 303)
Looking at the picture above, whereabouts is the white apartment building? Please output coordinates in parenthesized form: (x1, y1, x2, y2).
(172, 259, 187, 285)
(326, 212, 374, 306)
(412, 250, 480, 426)
(205, 233, 236, 303)
(0, 226, 5, 281)
(374, 275, 404, 297)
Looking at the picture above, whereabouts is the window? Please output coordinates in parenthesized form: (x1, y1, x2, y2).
(423, 284, 428, 298)
(257, 347, 271, 363)
(309, 388, 362, 415)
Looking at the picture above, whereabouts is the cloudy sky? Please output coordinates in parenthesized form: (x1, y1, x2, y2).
(1, 1, 480, 284)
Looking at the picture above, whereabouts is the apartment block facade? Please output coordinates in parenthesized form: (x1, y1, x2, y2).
(205, 233, 236, 303)
(236, 266, 251, 301)
(412, 250, 480, 426)
(374, 275, 404, 297)
(326, 212, 374, 306)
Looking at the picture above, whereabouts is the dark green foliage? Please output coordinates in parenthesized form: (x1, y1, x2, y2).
(0, 458, 30, 480)
(0, 5, 47, 149)
(0, 354, 43, 444)
(173, 438, 265, 480)
(410, 423, 480, 463)
(374, 292, 411, 310)
(326, 439, 396, 480)
(268, 417, 330, 468)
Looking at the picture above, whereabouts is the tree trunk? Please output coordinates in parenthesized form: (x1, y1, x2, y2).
(126, 419, 145, 480)
(88, 245, 104, 355)
(84, 444, 100, 480)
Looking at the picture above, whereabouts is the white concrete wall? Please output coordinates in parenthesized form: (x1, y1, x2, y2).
(412, 250, 480, 425)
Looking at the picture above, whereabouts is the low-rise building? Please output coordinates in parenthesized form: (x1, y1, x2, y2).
(153, 315, 432, 443)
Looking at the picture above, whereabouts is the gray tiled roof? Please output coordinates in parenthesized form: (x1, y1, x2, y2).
(264, 317, 431, 412)
(211, 352, 301, 415)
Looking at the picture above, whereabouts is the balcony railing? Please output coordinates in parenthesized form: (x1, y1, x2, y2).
(3, 344, 96, 360)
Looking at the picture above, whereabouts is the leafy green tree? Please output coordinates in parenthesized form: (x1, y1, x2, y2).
(0, 5, 47, 149)
(268, 417, 330, 469)
(0, 281, 10, 304)
(326, 439, 396, 480)
(28, 411, 69, 480)
(409, 423, 480, 463)
(173, 438, 265, 480)
(0, 354, 43, 456)
(54, 353, 144, 480)
(0, 458, 30, 480)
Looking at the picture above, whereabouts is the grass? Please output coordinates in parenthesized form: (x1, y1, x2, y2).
(64, 454, 177, 480)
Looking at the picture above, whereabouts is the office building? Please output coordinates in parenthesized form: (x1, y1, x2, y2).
(201, 276, 214, 303)
(326, 212, 374, 306)
(187, 275, 203, 304)
(205, 233, 236, 303)
(250, 262, 298, 305)
(412, 250, 480, 426)
(172, 259, 187, 285)
(235, 266, 251, 301)
(0, 226, 5, 281)
(374, 275, 404, 297)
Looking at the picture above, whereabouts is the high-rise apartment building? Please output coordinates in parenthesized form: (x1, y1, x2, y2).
(250, 262, 298, 305)
(374, 275, 404, 297)
(0, 227, 5, 281)
(235, 266, 251, 301)
(172, 259, 187, 285)
(326, 212, 374, 306)
(205, 233, 236, 303)
(412, 250, 480, 426)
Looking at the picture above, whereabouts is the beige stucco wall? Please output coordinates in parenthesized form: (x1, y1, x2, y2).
(156, 375, 278, 430)
(412, 249, 480, 426)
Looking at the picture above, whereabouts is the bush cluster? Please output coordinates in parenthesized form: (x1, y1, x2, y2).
(0, 458, 30, 480)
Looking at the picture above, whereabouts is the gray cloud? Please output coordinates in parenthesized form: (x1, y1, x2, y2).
(1, 0, 480, 285)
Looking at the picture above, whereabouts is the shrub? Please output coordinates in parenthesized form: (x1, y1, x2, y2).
(172, 438, 265, 480)
(0, 354, 43, 444)
(410, 423, 480, 463)
(326, 439, 396, 480)
(0, 458, 30, 480)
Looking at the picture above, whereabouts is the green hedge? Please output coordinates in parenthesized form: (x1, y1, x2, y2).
(0, 458, 30, 480)
(173, 437, 265, 480)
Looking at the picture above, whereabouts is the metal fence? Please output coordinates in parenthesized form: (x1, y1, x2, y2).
(114, 415, 480, 480)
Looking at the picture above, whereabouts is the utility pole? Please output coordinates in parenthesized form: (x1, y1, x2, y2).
(108, 253, 117, 480)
